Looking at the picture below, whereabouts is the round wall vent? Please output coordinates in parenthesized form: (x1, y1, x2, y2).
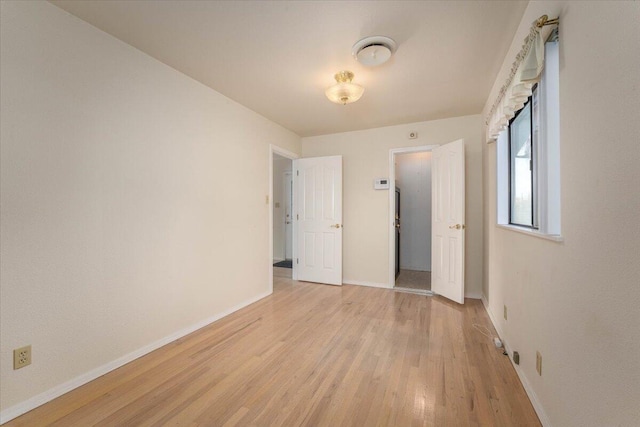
(352, 36, 397, 67)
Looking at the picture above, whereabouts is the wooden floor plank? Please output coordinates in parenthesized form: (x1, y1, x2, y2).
(6, 275, 541, 426)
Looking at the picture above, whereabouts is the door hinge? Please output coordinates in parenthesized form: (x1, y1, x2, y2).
(530, 159, 533, 171)
(296, 170, 299, 176)
(296, 214, 299, 220)
(296, 258, 299, 264)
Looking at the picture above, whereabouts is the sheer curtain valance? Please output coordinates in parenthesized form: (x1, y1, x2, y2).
(485, 17, 553, 143)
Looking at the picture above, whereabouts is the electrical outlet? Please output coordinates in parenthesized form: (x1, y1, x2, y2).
(536, 351, 542, 375)
(14, 345, 31, 369)
(504, 305, 508, 320)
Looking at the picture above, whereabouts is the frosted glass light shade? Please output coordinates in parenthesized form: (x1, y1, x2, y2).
(325, 82, 364, 105)
(325, 71, 364, 105)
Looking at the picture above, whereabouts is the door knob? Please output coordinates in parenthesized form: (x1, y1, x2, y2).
(449, 224, 465, 230)
(330, 224, 342, 228)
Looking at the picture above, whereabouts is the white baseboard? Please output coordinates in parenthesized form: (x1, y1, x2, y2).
(464, 291, 482, 300)
(480, 294, 552, 427)
(342, 279, 392, 289)
(0, 290, 272, 425)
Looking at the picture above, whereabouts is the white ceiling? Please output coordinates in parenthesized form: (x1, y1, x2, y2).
(50, 1, 527, 137)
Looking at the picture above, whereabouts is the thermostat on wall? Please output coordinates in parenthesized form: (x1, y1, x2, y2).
(374, 178, 390, 190)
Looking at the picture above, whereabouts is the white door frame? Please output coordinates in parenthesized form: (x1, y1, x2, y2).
(388, 145, 439, 288)
(269, 145, 299, 292)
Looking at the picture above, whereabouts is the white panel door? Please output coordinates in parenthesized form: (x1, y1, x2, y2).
(294, 156, 343, 285)
(431, 139, 465, 304)
(284, 172, 293, 259)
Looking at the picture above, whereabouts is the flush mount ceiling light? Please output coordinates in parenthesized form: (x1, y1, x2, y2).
(352, 35, 397, 67)
(325, 71, 364, 105)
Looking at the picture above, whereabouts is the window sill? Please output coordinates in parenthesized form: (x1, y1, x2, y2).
(497, 224, 564, 242)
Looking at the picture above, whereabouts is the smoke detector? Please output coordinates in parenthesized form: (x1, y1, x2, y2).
(352, 36, 397, 67)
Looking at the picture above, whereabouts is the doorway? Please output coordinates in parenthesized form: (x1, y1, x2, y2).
(273, 153, 293, 278)
(395, 151, 432, 292)
(269, 146, 298, 290)
(388, 146, 438, 294)
(389, 141, 466, 302)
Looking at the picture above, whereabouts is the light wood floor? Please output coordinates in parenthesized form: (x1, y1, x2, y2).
(395, 269, 431, 291)
(7, 275, 540, 426)
(273, 266, 292, 279)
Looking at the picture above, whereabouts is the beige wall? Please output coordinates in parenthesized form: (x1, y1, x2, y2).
(0, 1, 300, 417)
(302, 115, 483, 296)
(482, 1, 640, 426)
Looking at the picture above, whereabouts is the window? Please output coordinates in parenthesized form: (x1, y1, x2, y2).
(509, 85, 538, 228)
(497, 34, 561, 240)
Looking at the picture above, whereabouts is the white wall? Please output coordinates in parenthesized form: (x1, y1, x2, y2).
(272, 155, 292, 261)
(0, 1, 300, 419)
(396, 152, 432, 271)
(482, 2, 640, 426)
(302, 115, 483, 296)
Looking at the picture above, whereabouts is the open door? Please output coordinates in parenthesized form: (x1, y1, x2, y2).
(284, 172, 293, 260)
(432, 139, 465, 304)
(395, 187, 401, 279)
(294, 156, 343, 286)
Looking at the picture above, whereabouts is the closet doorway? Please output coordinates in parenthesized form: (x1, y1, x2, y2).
(389, 146, 436, 294)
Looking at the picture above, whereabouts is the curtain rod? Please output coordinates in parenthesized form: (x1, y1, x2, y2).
(536, 15, 559, 28)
